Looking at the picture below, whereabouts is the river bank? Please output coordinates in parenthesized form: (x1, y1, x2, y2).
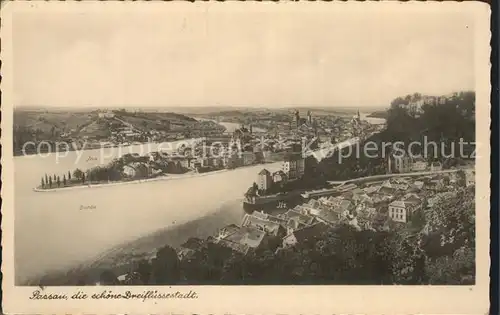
(32, 170, 225, 192)
(26, 199, 246, 286)
(32, 161, 280, 193)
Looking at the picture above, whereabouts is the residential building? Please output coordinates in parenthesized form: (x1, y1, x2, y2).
(403, 193, 422, 207)
(215, 224, 241, 241)
(377, 184, 396, 196)
(412, 181, 424, 190)
(218, 226, 268, 255)
(314, 208, 342, 225)
(363, 185, 379, 195)
(388, 199, 421, 223)
(430, 161, 443, 172)
(352, 193, 374, 205)
(272, 170, 287, 184)
(257, 169, 273, 191)
(393, 183, 410, 191)
(241, 214, 285, 237)
(279, 210, 316, 234)
(266, 215, 288, 226)
(388, 154, 412, 173)
(426, 179, 445, 191)
(282, 153, 305, 180)
(411, 159, 428, 172)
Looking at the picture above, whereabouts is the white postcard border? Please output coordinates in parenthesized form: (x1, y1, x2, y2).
(1, 1, 491, 314)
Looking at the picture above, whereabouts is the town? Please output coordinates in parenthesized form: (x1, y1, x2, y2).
(35, 109, 379, 190)
(220, 160, 475, 255)
(30, 91, 476, 286)
(15, 106, 381, 157)
(85, 162, 475, 286)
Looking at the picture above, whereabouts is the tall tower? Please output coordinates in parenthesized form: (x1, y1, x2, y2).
(307, 111, 312, 124)
(294, 110, 300, 129)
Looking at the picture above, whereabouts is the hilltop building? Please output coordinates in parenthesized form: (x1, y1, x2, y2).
(98, 111, 115, 119)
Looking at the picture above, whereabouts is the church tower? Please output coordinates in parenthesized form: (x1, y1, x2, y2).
(293, 110, 300, 129)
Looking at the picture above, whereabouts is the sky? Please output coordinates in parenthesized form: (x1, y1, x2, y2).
(11, 3, 476, 109)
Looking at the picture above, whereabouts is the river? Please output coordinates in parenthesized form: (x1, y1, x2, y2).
(15, 118, 386, 284)
(360, 112, 386, 125)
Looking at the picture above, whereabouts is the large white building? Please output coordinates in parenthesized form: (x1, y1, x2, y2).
(388, 199, 421, 223)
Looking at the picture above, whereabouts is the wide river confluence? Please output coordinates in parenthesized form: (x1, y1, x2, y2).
(14, 117, 385, 284)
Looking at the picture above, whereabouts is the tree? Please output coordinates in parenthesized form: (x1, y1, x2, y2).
(150, 245, 181, 285)
(41, 177, 45, 188)
(422, 187, 474, 256)
(135, 259, 152, 284)
(410, 208, 426, 230)
(425, 246, 474, 285)
(45, 174, 49, 184)
(68, 171, 72, 181)
(81, 173, 86, 184)
(456, 170, 466, 187)
(63, 174, 67, 186)
(53, 174, 57, 181)
(49, 177, 53, 188)
(73, 169, 84, 180)
(99, 270, 119, 285)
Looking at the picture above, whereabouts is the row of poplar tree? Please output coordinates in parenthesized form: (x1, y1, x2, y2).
(40, 169, 86, 189)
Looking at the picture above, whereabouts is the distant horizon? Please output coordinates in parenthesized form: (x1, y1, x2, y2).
(13, 104, 389, 114)
(14, 87, 474, 112)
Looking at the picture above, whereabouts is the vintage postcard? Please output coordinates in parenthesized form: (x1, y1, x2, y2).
(1, 1, 491, 314)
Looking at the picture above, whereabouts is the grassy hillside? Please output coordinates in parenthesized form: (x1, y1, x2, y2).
(13, 108, 209, 155)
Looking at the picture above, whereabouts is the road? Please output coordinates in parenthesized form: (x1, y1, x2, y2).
(326, 167, 473, 186)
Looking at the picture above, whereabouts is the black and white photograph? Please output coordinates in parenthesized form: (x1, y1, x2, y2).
(1, 1, 491, 314)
